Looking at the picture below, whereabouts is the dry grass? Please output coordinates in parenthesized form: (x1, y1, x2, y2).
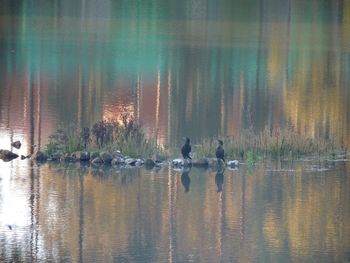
(45, 122, 345, 162)
(194, 126, 345, 161)
(44, 115, 166, 158)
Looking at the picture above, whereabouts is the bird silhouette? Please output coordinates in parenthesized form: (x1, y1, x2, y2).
(181, 169, 191, 192)
(216, 139, 225, 162)
(181, 137, 192, 160)
(215, 167, 225, 192)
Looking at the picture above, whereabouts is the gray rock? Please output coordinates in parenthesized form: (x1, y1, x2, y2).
(33, 151, 47, 162)
(135, 159, 145, 166)
(112, 150, 124, 159)
(172, 158, 184, 167)
(73, 151, 90, 162)
(80, 151, 90, 162)
(158, 160, 169, 167)
(111, 157, 125, 166)
(100, 152, 113, 164)
(153, 153, 167, 163)
(90, 152, 100, 160)
(144, 159, 155, 168)
(227, 160, 239, 168)
(125, 158, 137, 166)
(172, 158, 191, 168)
(11, 141, 21, 149)
(60, 154, 77, 163)
(47, 151, 63, 161)
(91, 157, 103, 165)
(0, 149, 19, 162)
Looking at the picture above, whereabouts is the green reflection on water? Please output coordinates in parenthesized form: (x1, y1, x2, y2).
(0, 0, 349, 148)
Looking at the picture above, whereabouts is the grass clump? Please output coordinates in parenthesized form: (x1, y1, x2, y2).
(44, 114, 166, 158)
(44, 125, 80, 155)
(193, 126, 345, 162)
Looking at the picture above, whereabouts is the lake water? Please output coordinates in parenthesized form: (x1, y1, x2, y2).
(0, 1, 350, 262)
(1, 160, 350, 262)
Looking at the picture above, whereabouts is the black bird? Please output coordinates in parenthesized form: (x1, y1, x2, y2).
(216, 139, 225, 162)
(181, 137, 192, 159)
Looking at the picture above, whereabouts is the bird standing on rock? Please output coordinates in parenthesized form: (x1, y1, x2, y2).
(181, 137, 192, 160)
(216, 139, 225, 162)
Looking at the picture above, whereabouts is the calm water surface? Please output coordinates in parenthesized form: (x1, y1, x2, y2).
(1, 160, 350, 262)
(1, 1, 350, 262)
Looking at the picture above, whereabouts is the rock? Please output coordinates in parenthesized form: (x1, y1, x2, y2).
(172, 158, 184, 167)
(11, 141, 21, 149)
(91, 157, 103, 165)
(172, 158, 191, 168)
(112, 150, 124, 159)
(144, 159, 156, 168)
(21, 154, 31, 160)
(60, 154, 77, 163)
(80, 151, 90, 162)
(0, 149, 19, 162)
(100, 152, 113, 164)
(153, 153, 167, 163)
(111, 157, 125, 166)
(192, 158, 209, 168)
(33, 151, 47, 162)
(125, 158, 137, 166)
(158, 160, 169, 167)
(227, 160, 239, 168)
(135, 159, 145, 166)
(48, 151, 63, 161)
(90, 152, 100, 160)
(73, 151, 90, 162)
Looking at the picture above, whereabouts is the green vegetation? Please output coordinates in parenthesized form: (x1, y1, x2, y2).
(44, 125, 80, 156)
(44, 121, 346, 163)
(44, 114, 166, 159)
(193, 126, 346, 163)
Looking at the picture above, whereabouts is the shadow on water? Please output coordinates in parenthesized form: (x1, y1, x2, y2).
(180, 168, 191, 193)
(215, 167, 225, 192)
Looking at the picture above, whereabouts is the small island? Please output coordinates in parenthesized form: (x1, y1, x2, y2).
(2, 115, 346, 170)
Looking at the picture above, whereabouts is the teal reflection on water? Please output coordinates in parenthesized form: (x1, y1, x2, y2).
(1, 0, 349, 149)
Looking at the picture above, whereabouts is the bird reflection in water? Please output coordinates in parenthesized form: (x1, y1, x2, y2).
(215, 167, 225, 192)
(181, 168, 191, 193)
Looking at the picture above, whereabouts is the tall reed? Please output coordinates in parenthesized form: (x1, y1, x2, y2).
(194, 126, 344, 161)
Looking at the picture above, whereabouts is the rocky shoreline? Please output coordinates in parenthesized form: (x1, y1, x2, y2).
(0, 143, 239, 170)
